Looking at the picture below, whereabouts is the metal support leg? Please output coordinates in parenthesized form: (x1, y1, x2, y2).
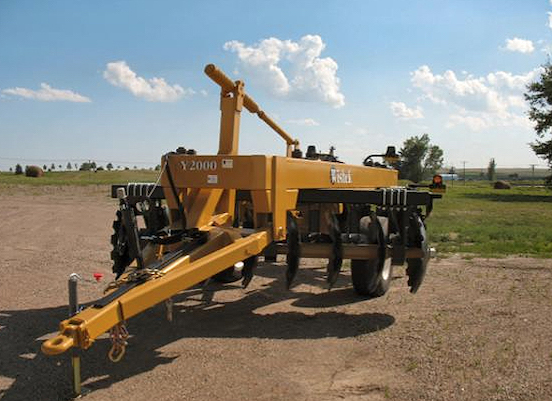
(68, 273, 82, 398)
(71, 354, 81, 397)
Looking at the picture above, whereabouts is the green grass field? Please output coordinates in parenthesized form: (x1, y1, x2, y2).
(450, 167, 549, 181)
(0, 169, 160, 186)
(428, 182, 552, 257)
(1, 171, 551, 257)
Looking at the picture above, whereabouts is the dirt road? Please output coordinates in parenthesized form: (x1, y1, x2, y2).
(1, 186, 551, 401)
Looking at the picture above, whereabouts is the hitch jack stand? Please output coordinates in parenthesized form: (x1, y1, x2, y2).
(68, 273, 84, 398)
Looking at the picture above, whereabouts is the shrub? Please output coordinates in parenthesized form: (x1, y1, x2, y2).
(25, 165, 44, 177)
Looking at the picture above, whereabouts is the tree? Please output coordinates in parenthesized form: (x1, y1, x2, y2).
(14, 164, 23, 175)
(106, 162, 113, 171)
(525, 63, 552, 184)
(79, 161, 97, 171)
(43, 164, 47, 171)
(66, 162, 72, 170)
(50, 163, 55, 171)
(398, 134, 444, 182)
(487, 158, 496, 181)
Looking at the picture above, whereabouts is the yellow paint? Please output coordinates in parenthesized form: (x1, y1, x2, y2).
(42, 63, 401, 356)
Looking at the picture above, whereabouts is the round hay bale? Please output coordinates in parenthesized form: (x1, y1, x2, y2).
(25, 165, 44, 178)
(493, 180, 511, 189)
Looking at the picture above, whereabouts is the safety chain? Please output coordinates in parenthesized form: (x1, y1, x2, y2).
(108, 322, 129, 362)
(104, 268, 166, 293)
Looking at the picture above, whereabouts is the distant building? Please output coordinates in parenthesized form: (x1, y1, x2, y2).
(439, 173, 458, 181)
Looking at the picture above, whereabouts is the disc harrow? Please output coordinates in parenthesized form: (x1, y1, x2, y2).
(41, 64, 443, 397)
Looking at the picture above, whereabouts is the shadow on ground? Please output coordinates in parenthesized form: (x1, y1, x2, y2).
(462, 192, 552, 203)
(0, 263, 394, 401)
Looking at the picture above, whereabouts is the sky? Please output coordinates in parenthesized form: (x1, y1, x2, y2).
(1, 0, 552, 171)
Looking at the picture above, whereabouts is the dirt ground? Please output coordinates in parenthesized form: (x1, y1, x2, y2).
(1, 186, 551, 401)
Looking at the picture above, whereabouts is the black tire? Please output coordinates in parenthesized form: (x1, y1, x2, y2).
(351, 214, 392, 297)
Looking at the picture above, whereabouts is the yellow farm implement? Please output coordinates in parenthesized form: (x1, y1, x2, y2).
(42, 64, 441, 396)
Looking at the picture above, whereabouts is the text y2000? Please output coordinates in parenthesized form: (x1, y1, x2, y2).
(180, 160, 217, 171)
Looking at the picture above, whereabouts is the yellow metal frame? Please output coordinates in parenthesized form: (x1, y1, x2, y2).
(42, 226, 271, 354)
(42, 64, 398, 356)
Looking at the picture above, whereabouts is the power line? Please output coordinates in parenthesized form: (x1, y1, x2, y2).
(529, 164, 537, 180)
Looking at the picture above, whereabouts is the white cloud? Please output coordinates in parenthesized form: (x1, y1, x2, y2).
(287, 118, 320, 126)
(446, 114, 488, 131)
(224, 35, 345, 108)
(485, 70, 540, 90)
(2, 83, 91, 102)
(445, 109, 532, 131)
(103, 61, 194, 102)
(389, 101, 424, 120)
(503, 37, 534, 53)
(548, 11, 552, 30)
(412, 65, 541, 131)
(417, 93, 447, 105)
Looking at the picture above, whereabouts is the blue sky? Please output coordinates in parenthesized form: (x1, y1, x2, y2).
(1, 0, 551, 171)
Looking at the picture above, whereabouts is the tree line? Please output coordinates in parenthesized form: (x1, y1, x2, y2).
(10, 162, 162, 174)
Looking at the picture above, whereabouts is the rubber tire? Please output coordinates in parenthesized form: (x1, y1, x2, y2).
(351, 215, 392, 297)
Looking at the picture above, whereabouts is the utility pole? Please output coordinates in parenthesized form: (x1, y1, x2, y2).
(462, 161, 467, 185)
(530, 164, 536, 182)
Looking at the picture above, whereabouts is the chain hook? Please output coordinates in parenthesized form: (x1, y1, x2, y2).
(108, 322, 129, 363)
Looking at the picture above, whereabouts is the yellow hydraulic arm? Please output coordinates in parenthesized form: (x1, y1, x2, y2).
(204, 64, 300, 157)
